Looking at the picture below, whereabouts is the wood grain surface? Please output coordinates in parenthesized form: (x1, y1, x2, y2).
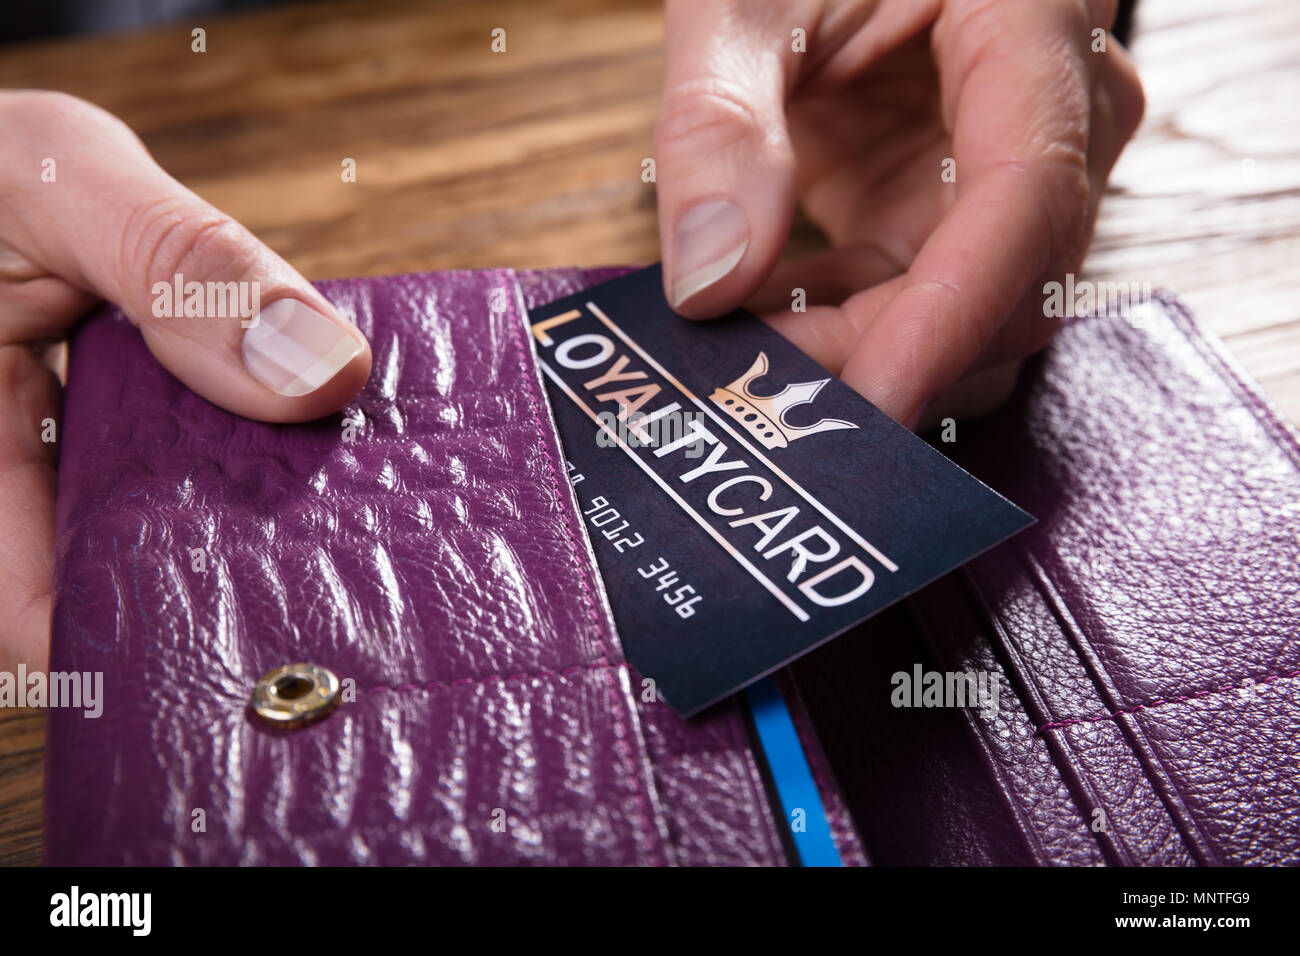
(0, 0, 1297, 865)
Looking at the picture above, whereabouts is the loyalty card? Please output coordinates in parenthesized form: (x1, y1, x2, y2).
(529, 265, 1032, 715)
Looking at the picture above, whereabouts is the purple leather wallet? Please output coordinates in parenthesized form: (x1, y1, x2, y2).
(788, 292, 1300, 865)
(45, 266, 862, 866)
(46, 267, 1300, 866)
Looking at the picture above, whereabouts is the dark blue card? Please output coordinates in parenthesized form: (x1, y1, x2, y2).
(529, 265, 1031, 716)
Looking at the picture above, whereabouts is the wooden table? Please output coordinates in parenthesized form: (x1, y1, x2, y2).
(1, 0, 1297, 865)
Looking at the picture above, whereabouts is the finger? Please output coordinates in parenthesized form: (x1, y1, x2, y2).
(0, 344, 60, 673)
(915, 359, 1023, 432)
(747, 238, 908, 313)
(1088, 42, 1145, 182)
(0, 92, 371, 423)
(839, 0, 1097, 427)
(0, 277, 97, 345)
(0, 249, 88, 671)
(655, 1, 808, 316)
(1084, 0, 1120, 31)
(969, 44, 1145, 370)
(760, 273, 907, 373)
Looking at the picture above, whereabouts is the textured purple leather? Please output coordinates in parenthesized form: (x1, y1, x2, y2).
(790, 292, 1300, 865)
(45, 266, 866, 866)
(52, 268, 652, 864)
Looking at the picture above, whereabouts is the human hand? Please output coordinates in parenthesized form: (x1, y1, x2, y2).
(653, 0, 1144, 428)
(0, 91, 371, 673)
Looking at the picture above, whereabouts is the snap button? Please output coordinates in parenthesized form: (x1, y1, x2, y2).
(251, 663, 341, 729)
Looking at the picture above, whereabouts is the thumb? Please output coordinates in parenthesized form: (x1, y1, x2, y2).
(655, 1, 800, 317)
(2, 92, 370, 423)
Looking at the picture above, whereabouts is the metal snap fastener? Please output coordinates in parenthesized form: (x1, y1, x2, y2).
(251, 663, 341, 729)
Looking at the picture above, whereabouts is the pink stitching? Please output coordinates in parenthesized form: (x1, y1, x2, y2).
(1039, 668, 1300, 732)
(364, 662, 614, 696)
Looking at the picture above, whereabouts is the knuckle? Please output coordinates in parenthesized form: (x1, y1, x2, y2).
(917, 277, 994, 366)
(1, 90, 126, 139)
(1, 89, 76, 125)
(1043, 145, 1092, 219)
(0, 93, 147, 211)
(121, 196, 252, 287)
(655, 77, 769, 155)
(1108, 57, 1146, 138)
(1002, 148, 1092, 263)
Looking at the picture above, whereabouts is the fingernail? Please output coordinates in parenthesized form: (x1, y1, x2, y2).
(670, 199, 749, 308)
(241, 298, 363, 397)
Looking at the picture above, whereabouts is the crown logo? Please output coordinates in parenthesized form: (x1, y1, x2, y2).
(709, 352, 857, 450)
